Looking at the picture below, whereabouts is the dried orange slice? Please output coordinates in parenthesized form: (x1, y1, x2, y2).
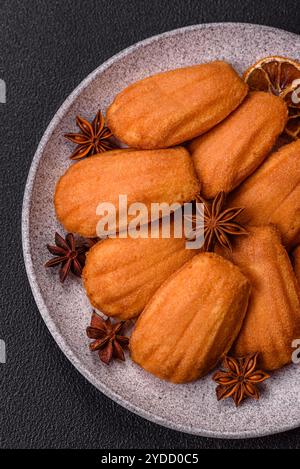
(244, 56, 300, 139)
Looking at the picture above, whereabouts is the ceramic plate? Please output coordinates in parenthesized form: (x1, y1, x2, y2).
(22, 23, 300, 438)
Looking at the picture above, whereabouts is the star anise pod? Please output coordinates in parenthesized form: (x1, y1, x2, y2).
(64, 110, 116, 160)
(86, 311, 129, 364)
(213, 353, 270, 407)
(45, 232, 93, 283)
(196, 191, 248, 251)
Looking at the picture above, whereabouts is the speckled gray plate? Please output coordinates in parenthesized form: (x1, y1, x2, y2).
(22, 23, 300, 439)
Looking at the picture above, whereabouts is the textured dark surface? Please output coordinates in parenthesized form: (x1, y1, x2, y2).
(0, 0, 300, 449)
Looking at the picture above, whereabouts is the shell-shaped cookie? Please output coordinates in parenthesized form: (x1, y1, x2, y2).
(130, 253, 250, 383)
(83, 224, 199, 320)
(220, 226, 300, 371)
(55, 147, 200, 238)
(228, 140, 300, 250)
(106, 61, 248, 149)
(189, 92, 287, 198)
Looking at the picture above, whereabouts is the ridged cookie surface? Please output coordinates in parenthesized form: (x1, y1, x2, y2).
(189, 92, 287, 198)
(107, 61, 248, 149)
(55, 147, 200, 237)
(130, 253, 250, 383)
(219, 226, 300, 370)
(83, 224, 199, 320)
(228, 140, 300, 250)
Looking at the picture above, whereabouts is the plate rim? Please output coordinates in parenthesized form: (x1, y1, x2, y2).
(22, 22, 300, 439)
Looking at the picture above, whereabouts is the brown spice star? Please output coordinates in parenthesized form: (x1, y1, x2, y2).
(213, 353, 270, 407)
(64, 110, 116, 160)
(196, 191, 248, 252)
(45, 232, 94, 283)
(86, 311, 129, 364)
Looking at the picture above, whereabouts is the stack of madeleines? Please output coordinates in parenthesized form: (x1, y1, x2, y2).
(54, 60, 300, 384)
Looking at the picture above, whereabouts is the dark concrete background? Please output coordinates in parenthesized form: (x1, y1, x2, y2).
(0, 0, 299, 449)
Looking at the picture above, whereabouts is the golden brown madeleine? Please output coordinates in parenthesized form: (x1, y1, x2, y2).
(83, 224, 199, 320)
(228, 140, 300, 250)
(292, 245, 300, 283)
(54, 147, 200, 238)
(130, 253, 250, 383)
(189, 92, 287, 199)
(106, 61, 248, 149)
(219, 226, 300, 371)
